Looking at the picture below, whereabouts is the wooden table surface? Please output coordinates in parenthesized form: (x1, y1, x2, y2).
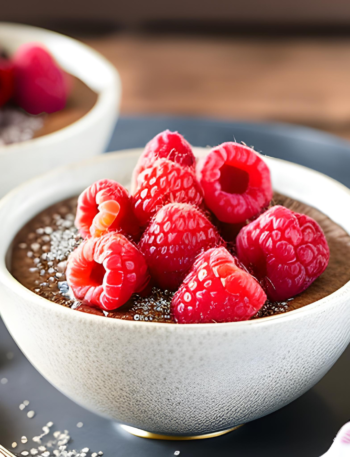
(83, 32, 350, 140)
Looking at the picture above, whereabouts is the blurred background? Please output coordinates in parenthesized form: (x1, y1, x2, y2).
(3, 0, 350, 139)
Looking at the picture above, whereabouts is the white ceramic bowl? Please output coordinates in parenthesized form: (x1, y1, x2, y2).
(0, 23, 121, 197)
(0, 149, 350, 437)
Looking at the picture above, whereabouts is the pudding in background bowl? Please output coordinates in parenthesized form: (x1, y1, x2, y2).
(0, 22, 121, 197)
(0, 146, 349, 438)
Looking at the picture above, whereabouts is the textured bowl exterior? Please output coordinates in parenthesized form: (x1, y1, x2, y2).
(0, 149, 350, 436)
(0, 23, 121, 197)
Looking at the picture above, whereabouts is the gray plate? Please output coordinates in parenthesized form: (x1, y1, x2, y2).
(1, 116, 350, 457)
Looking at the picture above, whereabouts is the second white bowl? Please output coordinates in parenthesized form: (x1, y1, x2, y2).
(0, 22, 121, 197)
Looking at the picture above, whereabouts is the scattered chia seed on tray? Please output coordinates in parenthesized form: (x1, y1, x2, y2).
(11, 420, 104, 457)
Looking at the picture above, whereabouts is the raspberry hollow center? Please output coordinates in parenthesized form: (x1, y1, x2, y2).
(90, 262, 106, 286)
(219, 164, 250, 195)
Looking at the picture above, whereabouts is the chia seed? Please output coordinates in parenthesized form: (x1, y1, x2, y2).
(0, 107, 44, 146)
(12, 422, 103, 457)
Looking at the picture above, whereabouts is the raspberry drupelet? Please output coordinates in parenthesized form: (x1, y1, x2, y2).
(133, 158, 204, 226)
(236, 205, 330, 302)
(172, 246, 267, 324)
(197, 142, 273, 224)
(66, 232, 150, 311)
(139, 202, 224, 291)
(132, 130, 195, 191)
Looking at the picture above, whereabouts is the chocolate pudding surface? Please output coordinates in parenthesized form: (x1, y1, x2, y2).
(9, 192, 350, 323)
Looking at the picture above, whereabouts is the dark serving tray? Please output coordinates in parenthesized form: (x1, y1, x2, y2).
(1, 116, 350, 457)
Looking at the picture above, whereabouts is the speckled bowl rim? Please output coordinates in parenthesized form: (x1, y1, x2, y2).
(0, 22, 121, 155)
(1, 149, 350, 330)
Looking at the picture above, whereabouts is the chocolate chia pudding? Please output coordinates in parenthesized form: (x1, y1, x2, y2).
(9, 192, 350, 323)
(0, 76, 98, 146)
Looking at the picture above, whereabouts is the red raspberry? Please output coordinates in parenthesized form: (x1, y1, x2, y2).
(172, 247, 266, 324)
(133, 159, 204, 226)
(133, 130, 195, 190)
(139, 203, 223, 290)
(75, 179, 140, 240)
(197, 142, 273, 224)
(13, 43, 71, 115)
(66, 232, 150, 311)
(236, 205, 330, 302)
(0, 58, 14, 107)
